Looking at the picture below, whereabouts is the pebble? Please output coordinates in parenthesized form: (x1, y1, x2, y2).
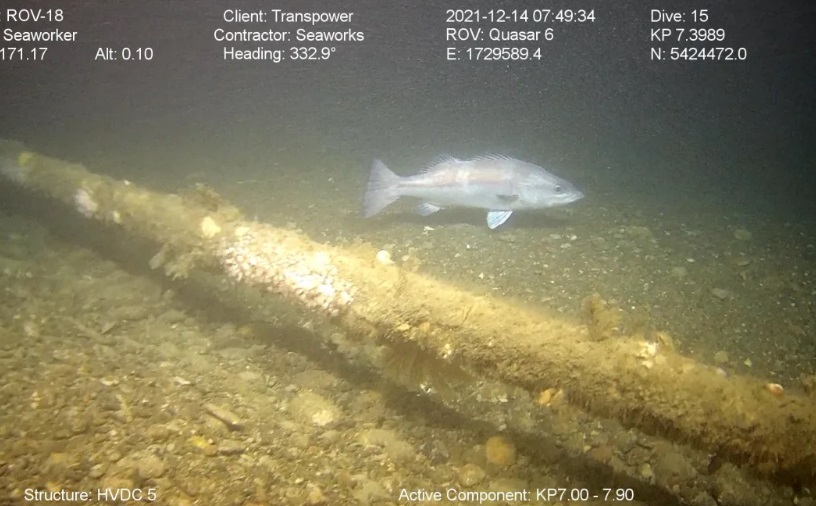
(653, 449, 697, 489)
(292, 369, 335, 390)
(710, 288, 730, 300)
(733, 228, 752, 240)
(766, 383, 784, 396)
(670, 266, 687, 279)
(146, 424, 172, 442)
(385, 440, 416, 463)
(216, 440, 246, 456)
(173, 376, 192, 386)
(734, 256, 752, 267)
(43, 452, 72, 477)
(714, 350, 729, 364)
(99, 377, 119, 387)
(88, 463, 107, 479)
(110, 305, 150, 321)
(158, 309, 187, 324)
(358, 428, 415, 463)
(489, 478, 529, 493)
(462, 445, 487, 467)
(418, 439, 450, 465)
(306, 485, 327, 505)
(136, 454, 165, 479)
(290, 391, 342, 428)
(485, 435, 516, 466)
(203, 403, 244, 431)
(317, 429, 339, 444)
(457, 463, 486, 486)
(586, 445, 613, 464)
(352, 480, 389, 503)
(536, 387, 558, 406)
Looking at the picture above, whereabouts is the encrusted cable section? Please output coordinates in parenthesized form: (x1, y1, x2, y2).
(221, 226, 355, 317)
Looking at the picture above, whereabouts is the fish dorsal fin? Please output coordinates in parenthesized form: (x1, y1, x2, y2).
(471, 154, 517, 163)
(424, 154, 461, 170)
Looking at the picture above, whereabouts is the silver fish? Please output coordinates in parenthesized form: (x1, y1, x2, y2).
(363, 155, 583, 228)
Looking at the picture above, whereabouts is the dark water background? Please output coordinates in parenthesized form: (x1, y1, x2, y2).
(1, 0, 813, 220)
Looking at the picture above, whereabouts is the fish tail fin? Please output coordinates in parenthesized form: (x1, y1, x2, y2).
(363, 159, 402, 217)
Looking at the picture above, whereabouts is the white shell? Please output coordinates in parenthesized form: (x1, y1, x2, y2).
(376, 250, 394, 265)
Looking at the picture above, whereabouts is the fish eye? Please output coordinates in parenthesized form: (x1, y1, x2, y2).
(553, 185, 563, 194)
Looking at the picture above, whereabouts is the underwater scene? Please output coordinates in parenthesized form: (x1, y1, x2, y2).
(0, 0, 814, 505)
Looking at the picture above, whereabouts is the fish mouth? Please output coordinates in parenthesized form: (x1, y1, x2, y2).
(562, 190, 584, 204)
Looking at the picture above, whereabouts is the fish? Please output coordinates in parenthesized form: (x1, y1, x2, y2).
(362, 155, 583, 229)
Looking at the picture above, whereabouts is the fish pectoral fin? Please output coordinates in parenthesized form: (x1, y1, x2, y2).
(496, 194, 519, 203)
(417, 202, 443, 216)
(486, 210, 513, 229)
